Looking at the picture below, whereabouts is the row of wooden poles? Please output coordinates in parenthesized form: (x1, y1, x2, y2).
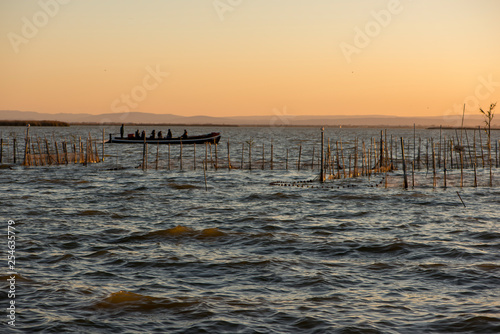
(136, 128, 499, 186)
(2, 126, 498, 188)
(0, 127, 105, 166)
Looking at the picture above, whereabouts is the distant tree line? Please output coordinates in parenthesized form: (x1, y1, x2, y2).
(0, 120, 69, 126)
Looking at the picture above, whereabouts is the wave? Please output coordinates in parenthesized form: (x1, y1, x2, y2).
(168, 182, 201, 190)
(94, 291, 205, 312)
(428, 315, 500, 333)
(118, 225, 228, 243)
(77, 210, 107, 216)
(148, 225, 227, 238)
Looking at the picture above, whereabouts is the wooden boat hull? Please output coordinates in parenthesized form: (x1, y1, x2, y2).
(108, 132, 221, 145)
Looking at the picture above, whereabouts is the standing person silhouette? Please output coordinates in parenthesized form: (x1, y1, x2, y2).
(120, 124, 124, 138)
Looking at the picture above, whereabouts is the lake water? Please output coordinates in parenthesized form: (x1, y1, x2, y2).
(1, 125, 499, 333)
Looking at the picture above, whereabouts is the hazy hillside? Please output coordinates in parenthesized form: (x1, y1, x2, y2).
(1, 110, 498, 128)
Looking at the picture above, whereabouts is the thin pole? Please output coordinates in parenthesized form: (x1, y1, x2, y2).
(443, 150, 447, 188)
(37, 139, 44, 165)
(311, 145, 315, 170)
(55, 142, 61, 165)
(203, 159, 208, 191)
(23, 124, 30, 166)
(13, 138, 17, 164)
(248, 142, 252, 171)
(227, 140, 231, 170)
(142, 137, 146, 170)
(320, 127, 324, 182)
(473, 162, 477, 187)
(479, 126, 485, 167)
(215, 143, 218, 171)
(102, 128, 105, 162)
(286, 148, 289, 170)
(240, 143, 244, 169)
(180, 141, 183, 170)
(297, 144, 302, 171)
(64, 142, 69, 164)
(460, 150, 464, 187)
(270, 140, 274, 170)
(168, 144, 171, 170)
(432, 140, 436, 188)
(262, 143, 265, 170)
(156, 141, 159, 170)
(401, 137, 408, 189)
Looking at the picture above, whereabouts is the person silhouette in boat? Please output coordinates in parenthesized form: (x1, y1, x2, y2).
(150, 130, 156, 139)
(135, 129, 140, 139)
(157, 131, 163, 139)
(167, 129, 172, 139)
(181, 129, 188, 139)
(141, 130, 146, 139)
(120, 124, 124, 138)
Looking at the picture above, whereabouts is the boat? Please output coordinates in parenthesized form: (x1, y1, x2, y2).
(107, 132, 221, 145)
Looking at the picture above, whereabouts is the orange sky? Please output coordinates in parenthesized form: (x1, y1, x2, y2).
(1, 0, 499, 118)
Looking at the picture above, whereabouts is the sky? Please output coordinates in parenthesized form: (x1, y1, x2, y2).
(1, 0, 499, 119)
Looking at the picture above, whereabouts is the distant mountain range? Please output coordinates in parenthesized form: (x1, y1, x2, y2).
(1, 110, 498, 128)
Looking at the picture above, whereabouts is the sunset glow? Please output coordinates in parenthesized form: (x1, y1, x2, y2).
(1, 0, 499, 118)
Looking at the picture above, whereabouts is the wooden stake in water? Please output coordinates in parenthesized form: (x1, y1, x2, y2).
(64, 142, 69, 164)
(320, 127, 325, 182)
(102, 128, 105, 162)
(214, 143, 219, 170)
(457, 191, 466, 208)
(168, 144, 171, 170)
(23, 124, 30, 166)
(215, 143, 218, 171)
(203, 159, 208, 191)
(142, 137, 146, 170)
(311, 145, 315, 170)
(297, 144, 302, 171)
(180, 141, 183, 170)
(248, 141, 252, 171)
(55, 142, 61, 165)
(460, 150, 464, 187)
(227, 140, 231, 170)
(262, 143, 265, 170)
(443, 151, 447, 188)
(473, 162, 477, 187)
(240, 143, 244, 170)
(193, 143, 196, 171)
(37, 139, 44, 165)
(432, 140, 436, 188)
(479, 126, 485, 167)
(401, 138, 408, 189)
(156, 142, 159, 170)
(412, 161, 415, 188)
(286, 148, 289, 170)
(13, 138, 17, 164)
(270, 140, 274, 170)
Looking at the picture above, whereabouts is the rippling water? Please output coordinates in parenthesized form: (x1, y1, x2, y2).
(1, 126, 499, 333)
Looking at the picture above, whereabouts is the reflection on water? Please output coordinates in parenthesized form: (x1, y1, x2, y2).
(1, 126, 499, 333)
